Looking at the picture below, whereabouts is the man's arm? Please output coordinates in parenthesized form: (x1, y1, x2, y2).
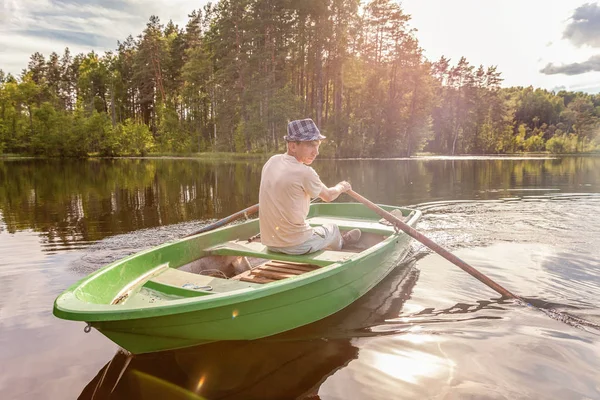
(318, 181, 352, 202)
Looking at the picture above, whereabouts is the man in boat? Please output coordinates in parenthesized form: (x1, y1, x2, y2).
(259, 118, 361, 255)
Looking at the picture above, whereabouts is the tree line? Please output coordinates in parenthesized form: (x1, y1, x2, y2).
(1, 0, 599, 157)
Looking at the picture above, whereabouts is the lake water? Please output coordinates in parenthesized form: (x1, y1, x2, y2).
(1, 156, 599, 399)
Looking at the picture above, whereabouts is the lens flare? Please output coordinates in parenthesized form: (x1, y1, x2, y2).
(195, 375, 206, 392)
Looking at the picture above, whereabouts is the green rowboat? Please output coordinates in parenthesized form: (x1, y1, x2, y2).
(53, 202, 421, 354)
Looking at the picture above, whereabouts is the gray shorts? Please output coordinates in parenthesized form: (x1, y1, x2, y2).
(267, 223, 343, 255)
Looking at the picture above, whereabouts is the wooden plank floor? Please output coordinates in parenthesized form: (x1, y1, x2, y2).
(231, 260, 321, 284)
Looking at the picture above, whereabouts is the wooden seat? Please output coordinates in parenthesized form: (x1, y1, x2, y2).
(147, 268, 261, 294)
(207, 240, 354, 266)
(231, 260, 321, 284)
(306, 216, 397, 233)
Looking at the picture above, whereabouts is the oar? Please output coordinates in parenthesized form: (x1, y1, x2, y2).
(347, 190, 518, 299)
(184, 204, 259, 238)
(348, 190, 600, 332)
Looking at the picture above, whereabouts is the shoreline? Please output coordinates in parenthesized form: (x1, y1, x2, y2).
(1, 151, 599, 161)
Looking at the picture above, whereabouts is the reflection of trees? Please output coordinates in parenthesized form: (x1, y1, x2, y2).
(316, 159, 432, 205)
(0, 160, 262, 245)
(1, 157, 598, 247)
(420, 157, 600, 201)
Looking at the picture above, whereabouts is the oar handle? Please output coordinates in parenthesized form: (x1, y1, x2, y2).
(184, 204, 259, 238)
(347, 190, 518, 299)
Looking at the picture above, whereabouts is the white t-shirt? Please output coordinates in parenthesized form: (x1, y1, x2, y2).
(259, 154, 326, 247)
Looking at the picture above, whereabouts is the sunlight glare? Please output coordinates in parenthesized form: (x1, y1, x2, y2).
(367, 336, 454, 385)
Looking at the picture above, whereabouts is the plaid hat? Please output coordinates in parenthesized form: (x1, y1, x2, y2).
(284, 118, 326, 142)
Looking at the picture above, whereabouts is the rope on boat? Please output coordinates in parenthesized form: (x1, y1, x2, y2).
(199, 269, 228, 279)
(84, 322, 92, 333)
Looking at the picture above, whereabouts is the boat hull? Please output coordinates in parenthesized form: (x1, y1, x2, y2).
(98, 238, 410, 353)
(54, 203, 420, 354)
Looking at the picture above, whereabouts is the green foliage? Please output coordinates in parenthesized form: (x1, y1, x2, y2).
(156, 103, 190, 153)
(546, 133, 576, 153)
(233, 122, 246, 153)
(1, 1, 599, 157)
(523, 132, 545, 152)
(118, 119, 154, 156)
(87, 111, 115, 155)
(513, 124, 527, 152)
(68, 111, 93, 156)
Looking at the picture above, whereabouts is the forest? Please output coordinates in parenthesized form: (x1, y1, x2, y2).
(1, 0, 599, 157)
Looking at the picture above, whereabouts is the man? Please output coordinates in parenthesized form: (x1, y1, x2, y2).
(259, 118, 361, 255)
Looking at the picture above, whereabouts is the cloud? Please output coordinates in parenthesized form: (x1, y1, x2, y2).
(0, 0, 204, 75)
(571, 85, 600, 93)
(16, 29, 115, 48)
(563, 2, 600, 47)
(540, 54, 600, 75)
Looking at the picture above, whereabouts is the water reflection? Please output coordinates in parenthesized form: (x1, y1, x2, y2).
(1, 157, 600, 399)
(0, 157, 598, 250)
(0, 159, 262, 242)
(83, 339, 357, 400)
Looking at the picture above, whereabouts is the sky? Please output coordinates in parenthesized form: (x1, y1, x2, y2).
(401, 0, 600, 93)
(2, 0, 600, 92)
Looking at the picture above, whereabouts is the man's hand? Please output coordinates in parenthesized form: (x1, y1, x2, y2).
(336, 181, 352, 192)
(319, 181, 352, 202)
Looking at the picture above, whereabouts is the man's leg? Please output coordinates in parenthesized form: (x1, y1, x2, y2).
(309, 223, 343, 252)
(267, 223, 343, 255)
